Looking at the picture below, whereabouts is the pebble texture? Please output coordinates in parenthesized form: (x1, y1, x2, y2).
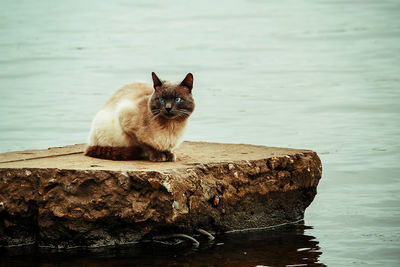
(0, 142, 322, 248)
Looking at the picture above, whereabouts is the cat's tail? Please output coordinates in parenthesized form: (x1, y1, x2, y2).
(85, 145, 144, 160)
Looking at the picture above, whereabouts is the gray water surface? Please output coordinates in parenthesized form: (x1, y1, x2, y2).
(1, 0, 400, 265)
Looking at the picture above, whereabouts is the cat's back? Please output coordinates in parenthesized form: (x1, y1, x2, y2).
(103, 82, 153, 110)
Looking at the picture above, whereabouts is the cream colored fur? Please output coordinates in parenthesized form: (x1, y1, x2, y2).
(87, 82, 188, 152)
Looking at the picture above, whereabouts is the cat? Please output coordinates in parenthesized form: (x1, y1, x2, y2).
(85, 72, 195, 162)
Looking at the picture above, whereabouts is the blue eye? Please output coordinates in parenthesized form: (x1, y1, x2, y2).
(175, 97, 182, 103)
(158, 98, 165, 103)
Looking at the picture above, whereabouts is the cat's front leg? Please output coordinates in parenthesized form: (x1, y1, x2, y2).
(163, 150, 176, 162)
(140, 143, 176, 162)
(148, 150, 176, 162)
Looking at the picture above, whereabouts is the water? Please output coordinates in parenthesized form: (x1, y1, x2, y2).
(1, 0, 399, 265)
(1, 225, 323, 266)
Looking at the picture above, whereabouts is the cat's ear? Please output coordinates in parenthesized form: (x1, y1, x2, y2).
(152, 72, 162, 90)
(180, 73, 193, 91)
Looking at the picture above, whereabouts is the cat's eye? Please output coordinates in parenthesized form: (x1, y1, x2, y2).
(175, 97, 182, 103)
(158, 98, 165, 103)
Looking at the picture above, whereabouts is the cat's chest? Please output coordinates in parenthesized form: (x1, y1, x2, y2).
(145, 122, 186, 151)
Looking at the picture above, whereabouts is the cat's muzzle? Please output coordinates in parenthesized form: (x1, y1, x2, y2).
(162, 110, 178, 119)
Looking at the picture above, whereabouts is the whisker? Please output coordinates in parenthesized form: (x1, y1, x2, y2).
(178, 113, 190, 119)
(151, 109, 161, 116)
(177, 109, 191, 116)
(178, 113, 187, 119)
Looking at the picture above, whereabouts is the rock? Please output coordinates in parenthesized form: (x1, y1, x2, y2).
(0, 142, 322, 248)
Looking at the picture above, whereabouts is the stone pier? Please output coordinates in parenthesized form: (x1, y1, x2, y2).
(0, 142, 322, 248)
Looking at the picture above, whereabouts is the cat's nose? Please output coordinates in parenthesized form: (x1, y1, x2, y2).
(165, 103, 172, 113)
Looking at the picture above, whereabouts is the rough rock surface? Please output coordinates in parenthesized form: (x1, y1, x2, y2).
(0, 142, 322, 248)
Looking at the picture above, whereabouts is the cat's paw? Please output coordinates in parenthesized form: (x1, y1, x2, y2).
(164, 151, 176, 162)
(148, 150, 175, 162)
(148, 152, 167, 162)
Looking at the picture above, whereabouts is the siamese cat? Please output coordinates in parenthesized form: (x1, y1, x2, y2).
(85, 72, 195, 162)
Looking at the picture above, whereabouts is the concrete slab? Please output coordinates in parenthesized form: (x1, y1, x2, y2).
(0, 142, 322, 248)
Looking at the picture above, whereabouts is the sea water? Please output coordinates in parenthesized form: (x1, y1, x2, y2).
(1, 0, 399, 265)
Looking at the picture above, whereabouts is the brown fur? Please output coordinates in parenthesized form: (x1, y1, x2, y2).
(85, 146, 144, 161)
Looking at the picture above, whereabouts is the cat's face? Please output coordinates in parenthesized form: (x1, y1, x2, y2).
(149, 73, 195, 121)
